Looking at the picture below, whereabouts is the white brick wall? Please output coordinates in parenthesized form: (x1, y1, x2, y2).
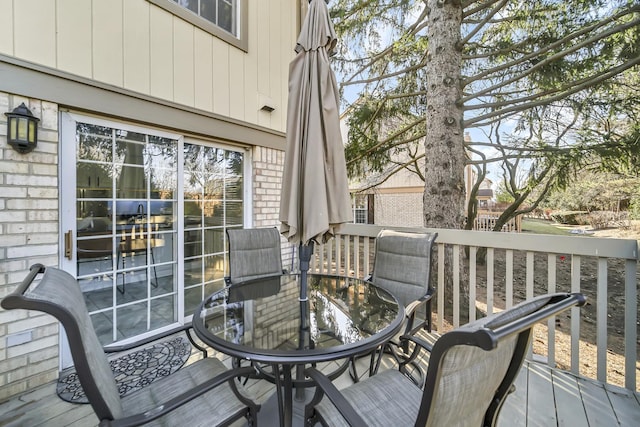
(0, 92, 60, 402)
(252, 146, 284, 228)
(252, 146, 294, 266)
(375, 192, 424, 227)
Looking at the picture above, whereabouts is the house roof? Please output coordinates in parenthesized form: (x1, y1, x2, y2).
(477, 189, 494, 198)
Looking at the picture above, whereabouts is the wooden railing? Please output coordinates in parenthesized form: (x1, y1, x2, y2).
(302, 223, 639, 392)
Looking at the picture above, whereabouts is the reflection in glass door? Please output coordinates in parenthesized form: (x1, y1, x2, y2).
(74, 121, 179, 345)
(182, 144, 244, 315)
(62, 113, 248, 349)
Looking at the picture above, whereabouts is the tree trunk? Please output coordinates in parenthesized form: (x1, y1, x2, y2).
(424, 1, 468, 326)
(424, 0, 465, 230)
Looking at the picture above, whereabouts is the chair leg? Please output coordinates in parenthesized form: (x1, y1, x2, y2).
(371, 344, 393, 376)
(393, 343, 426, 388)
(149, 247, 159, 289)
(348, 356, 360, 383)
(184, 329, 208, 358)
(117, 252, 126, 294)
(232, 357, 251, 386)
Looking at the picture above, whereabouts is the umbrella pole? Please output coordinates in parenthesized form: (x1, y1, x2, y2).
(298, 242, 314, 302)
(296, 242, 314, 402)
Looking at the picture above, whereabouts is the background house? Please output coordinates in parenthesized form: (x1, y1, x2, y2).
(0, 0, 303, 402)
(342, 116, 496, 228)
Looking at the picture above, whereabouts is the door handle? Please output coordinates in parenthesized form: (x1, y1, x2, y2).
(64, 230, 73, 260)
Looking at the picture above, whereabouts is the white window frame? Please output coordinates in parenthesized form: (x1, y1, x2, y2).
(352, 194, 368, 224)
(148, 0, 248, 52)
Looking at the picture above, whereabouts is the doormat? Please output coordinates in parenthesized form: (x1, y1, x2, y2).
(56, 335, 191, 404)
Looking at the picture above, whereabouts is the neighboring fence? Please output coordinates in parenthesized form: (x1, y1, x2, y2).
(473, 210, 522, 232)
(306, 223, 639, 392)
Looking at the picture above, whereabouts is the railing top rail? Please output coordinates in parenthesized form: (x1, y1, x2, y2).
(338, 224, 639, 260)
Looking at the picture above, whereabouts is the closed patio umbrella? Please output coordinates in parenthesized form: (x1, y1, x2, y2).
(279, 0, 351, 302)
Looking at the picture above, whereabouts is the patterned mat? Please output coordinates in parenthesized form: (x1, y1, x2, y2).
(56, 335, 191, 404)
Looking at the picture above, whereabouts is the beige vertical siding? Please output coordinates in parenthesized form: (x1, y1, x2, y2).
(212, 37, 231, 115)
(0, 0, 12, 55)
(173, 18, 195, 107)
(124, 0, 151, 93)
(229, 48, 246, 119)
(57, 0, 93, 76)
(13, 1, 56, 67)
(1, 0, 294, 134)
(150, 6, 174, 101)
(194, 29, 213, 111)
(93, 0, 124, 87)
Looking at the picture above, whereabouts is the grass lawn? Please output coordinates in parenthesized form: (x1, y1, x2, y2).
(521, 218, 573, 236)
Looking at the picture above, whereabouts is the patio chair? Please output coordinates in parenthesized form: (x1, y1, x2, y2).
(370, 229, 438, 333)
(1, 264, 260, 427)
(305, 292, 586, 427)
(351, 229, 437, 380)
(225, 227, 285, 285)
(225, 227, 286, 382)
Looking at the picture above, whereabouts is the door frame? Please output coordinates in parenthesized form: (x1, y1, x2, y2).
(58, 111, 254, 368)
(59, 111, 184, 368)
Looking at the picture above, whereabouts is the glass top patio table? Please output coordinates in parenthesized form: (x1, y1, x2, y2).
(192, 273, 404, 427)
(192, 273, 404, 365)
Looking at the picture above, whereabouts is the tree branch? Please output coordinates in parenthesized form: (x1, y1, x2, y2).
(464, 56, 640, 126)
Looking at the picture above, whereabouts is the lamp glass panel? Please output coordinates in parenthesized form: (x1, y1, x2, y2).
(17, 118, 27, 140)
(9, 118, 17, 139)
(28, 120, 36, 143)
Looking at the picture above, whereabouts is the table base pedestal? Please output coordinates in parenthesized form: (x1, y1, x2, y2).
(256, 388, 315, 427)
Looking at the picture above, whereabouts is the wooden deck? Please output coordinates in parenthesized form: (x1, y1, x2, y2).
(1, 332, 638, 426)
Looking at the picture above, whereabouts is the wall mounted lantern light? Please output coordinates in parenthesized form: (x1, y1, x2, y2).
(5, 103, 40, 154)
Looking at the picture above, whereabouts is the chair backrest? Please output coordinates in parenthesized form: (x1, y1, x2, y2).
(417, 292, 586, 427)
(371, 229, 437, 308)
(227, 227, 284, 284)
(1, 265, 123, 421)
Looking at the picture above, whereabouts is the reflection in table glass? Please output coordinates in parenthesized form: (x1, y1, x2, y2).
(193, 273, 403, 427)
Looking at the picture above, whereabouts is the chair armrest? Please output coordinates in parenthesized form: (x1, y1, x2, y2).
(106, 365, 258, 427)
(400, 333, 434, 353)
(305, 367, 368, 427)
(404, 287, 435, 334)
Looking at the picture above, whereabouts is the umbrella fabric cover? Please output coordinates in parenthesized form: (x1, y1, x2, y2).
(279, 0, 352, 246)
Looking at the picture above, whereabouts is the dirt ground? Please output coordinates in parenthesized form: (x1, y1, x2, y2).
(470, 222, 640, 390)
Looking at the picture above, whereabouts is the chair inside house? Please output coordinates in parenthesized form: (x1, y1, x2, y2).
(305, 292, 586, 427)
(1, 264, 260, 427)
(352, 229, 438, 379)
(225, 227, 285, 285)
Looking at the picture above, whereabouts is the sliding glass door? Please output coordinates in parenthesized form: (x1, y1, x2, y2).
(60, 112, 247, 351)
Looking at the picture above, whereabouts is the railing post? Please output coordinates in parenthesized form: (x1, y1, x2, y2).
(570, 255, 581, 374)
(596, 258, 607, 383)
(624, 258, 637, 390)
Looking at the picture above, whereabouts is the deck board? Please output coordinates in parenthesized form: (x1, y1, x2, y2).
(551, 368, 589, 426)
(0, 340, 638, 427)
(524, 361, 558, 426)
(578, 376, 624, 426)
(605, 383, 640, 426)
